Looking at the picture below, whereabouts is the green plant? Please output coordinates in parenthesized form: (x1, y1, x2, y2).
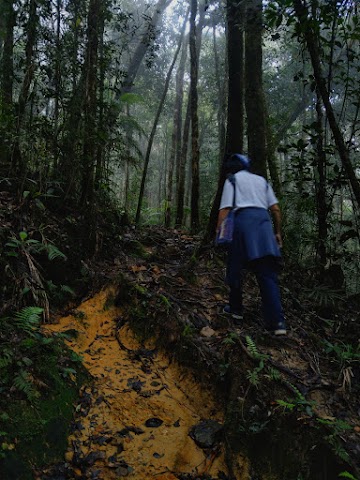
(323, 340, 360, 368)
(5, 231, 66, 261)
(222, 332, 239, 345)
(306, 284, 344, 309)
(182, 324, 195, 337)
(13, 370, 39, 402)
(13, 306, 44, 336)
(338, 472, 358, 480)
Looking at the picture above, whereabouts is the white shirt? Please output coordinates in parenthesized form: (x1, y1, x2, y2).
(219, 170, 278, 210)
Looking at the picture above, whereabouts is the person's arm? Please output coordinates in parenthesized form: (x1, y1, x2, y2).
(216, 207, 231, 233)
(269, 203, 282, 247)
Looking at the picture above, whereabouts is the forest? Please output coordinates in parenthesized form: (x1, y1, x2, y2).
(0, 0, 359, 479)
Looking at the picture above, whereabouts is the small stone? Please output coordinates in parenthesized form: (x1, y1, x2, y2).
(189, 419, 223, 449)
(145, 418, 163, 428)
(200, 326, 216, 337)
(116, 466, 129, 477)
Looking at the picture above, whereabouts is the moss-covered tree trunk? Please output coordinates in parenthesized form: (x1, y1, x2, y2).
(245, 0, 266, 177)
(0, 0, 16, 178)
(189, 0, 200, 232)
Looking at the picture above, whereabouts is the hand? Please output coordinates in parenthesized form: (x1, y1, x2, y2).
(275, 233, 283, 248)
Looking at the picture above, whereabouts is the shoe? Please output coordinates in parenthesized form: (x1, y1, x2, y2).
(273, 321, 287, 336)
(222, 305, 243, 321)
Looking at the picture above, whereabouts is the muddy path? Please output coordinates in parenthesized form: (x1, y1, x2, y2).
(38, 228, 360, 480)
(41, 288, 246, 480)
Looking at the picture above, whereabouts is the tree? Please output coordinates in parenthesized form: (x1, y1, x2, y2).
(245, 0, 266, 177)
(0, 0, 16, 176)
(189, 0, 201, 232)
(292, 0, 360, 208)
(135, 14, 187, 224)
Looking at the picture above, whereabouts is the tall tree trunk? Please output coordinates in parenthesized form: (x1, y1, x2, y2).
(176, 4, 205, 228)
(175, 94, 191, 227)
(80, 0, 101, 207)
(165, 35, 188, 227)
(59, 0, 85, 200)
(314, 91, 328, 279)
(205, 0, 244, 241)
(53, 0, 62, 171)
(0, 0, 16, 176)
(213, 22, 227, 171)
(13, 0, 38, 179)
(135, 16, 187, 224)
(122, 0, 173, 94)
(225, 0, 245, 154)
(293, 0, 360, 208)
(245, 0, 266, 177)
(94, 6, 106, 190)
(189, 0, 200, 232)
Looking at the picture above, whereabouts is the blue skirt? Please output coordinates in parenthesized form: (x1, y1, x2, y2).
(226, 207, 282, 287)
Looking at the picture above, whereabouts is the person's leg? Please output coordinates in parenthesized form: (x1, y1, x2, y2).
(252, 258, 286, 334)
(229, 277, 244, 314)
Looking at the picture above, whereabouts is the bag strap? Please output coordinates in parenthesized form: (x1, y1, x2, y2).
(228, 174, 236, 208)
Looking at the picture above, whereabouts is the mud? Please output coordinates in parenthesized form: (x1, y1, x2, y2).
(44, 287, 249, 479)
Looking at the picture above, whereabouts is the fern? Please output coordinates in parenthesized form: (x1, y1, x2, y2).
(14, 307, 43, 335)
(46, 243, 67, 261)
(276, 399, 296, 411)
(245, 336, 269, 361)
(267, 367, 281, 381)
(338, 472, 358, 480)
(246, 335, 259, 357)
(13, 370, 39, 401)
(0, 349, 13, 369)
(246, 368, 261, 387)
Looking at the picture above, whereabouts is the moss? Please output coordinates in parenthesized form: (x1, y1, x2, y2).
(0, 340, 88, 480)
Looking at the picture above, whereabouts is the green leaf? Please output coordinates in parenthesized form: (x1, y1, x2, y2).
(338, 472, 357, 479)
(19, 231, 28, 241)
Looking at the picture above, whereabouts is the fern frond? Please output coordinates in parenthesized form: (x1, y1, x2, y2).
(0, 349, 13, 369)
(46, 244, 67, 261)
(13, 370, 39, 401)
(246, 335, 259, 357)
(246, 369, 260, 387)
(14, 307, 43, 335)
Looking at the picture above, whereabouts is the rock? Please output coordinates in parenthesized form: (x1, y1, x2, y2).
(200, 326, 216, 337)
(189, 419, 223, 449)
(145, 417, 163, 428)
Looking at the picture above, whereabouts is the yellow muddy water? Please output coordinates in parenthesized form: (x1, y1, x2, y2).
(44, 287, 248, 479)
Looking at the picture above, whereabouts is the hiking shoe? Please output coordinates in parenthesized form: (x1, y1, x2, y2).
(273, 321, 287, 336)
(222, 305, 243, 321)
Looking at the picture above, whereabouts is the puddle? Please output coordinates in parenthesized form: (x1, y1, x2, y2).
(44, 288, 246, 479)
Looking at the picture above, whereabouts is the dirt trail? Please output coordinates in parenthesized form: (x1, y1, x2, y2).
(44, 287, 247, 479)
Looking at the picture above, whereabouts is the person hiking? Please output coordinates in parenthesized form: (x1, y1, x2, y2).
(217, 153, 286, 336)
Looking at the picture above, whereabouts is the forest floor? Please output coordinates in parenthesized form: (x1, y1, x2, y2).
(36, 227, 360, 480)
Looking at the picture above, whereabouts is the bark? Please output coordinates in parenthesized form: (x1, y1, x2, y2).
(225, 0, 245, 154)
(12, 0, 38, 178)
(165, 35, 188, 228)
(204, 0, 244, 241)
(135, 16, 187, 224)
(95, 7, 106, 190)
(59, 1, 85, 200)
(314, 92, 328, 278)
(293, 0, 360, 208)
(175, 94, 191, 227)
(122, 0, 173, 94)
(52, 0, 62, 170)
(0, 0, 16, 174)
(245, 0, 266, 177)
(80, 0, 101, 207)
(189, 0, 200, 232)
(213, 22, 227, 172)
